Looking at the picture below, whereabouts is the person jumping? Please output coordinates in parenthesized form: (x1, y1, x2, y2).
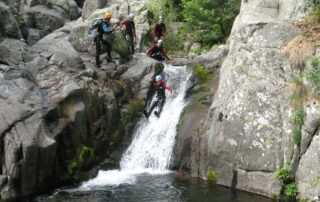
(143, 75, 172, 118)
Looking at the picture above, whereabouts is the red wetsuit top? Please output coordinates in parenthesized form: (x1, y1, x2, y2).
(146, 45, 170, 60)
(152, 80, 172, 98)
(120, 20, 136, 37)
(153, 22, 166, 38)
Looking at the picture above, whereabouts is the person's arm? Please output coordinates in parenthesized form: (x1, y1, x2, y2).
(149, 78, 157, 86)
(133, 22, 136, 38)
(164, 83, 172, 95)
(161, 49, 170, 60)
(146, 46, 154, 56)
(103, 24, 114, 33)
(120, 20, 126, 26)
(162, 24, 166, 37)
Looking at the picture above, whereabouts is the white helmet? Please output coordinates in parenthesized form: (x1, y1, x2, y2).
(129, 13, 134, 19)
(157, 39, 163, 44)
(156, 75, 162, 81)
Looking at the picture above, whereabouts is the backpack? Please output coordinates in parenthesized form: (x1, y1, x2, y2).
(88, 18, 104, 38)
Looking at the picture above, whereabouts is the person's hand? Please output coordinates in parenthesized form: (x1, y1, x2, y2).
(160, 36, 164, 40)
(113, 24, 118, 29)
(155, 37, 158, 41)
(169, 93, 172, 98)
(169, 59, 173, 65)
(134, 37, 137, 43)
(149, 78, 153, 82)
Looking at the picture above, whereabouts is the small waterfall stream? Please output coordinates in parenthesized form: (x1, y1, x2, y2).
(80, 64, 192, 188)
(34, 64, 272, 202)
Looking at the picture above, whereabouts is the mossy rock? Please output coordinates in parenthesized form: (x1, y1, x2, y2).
(193, 65, 212, 85)
(207, 169, 218, 183)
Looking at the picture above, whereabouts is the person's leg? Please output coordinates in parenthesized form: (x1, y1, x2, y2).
(154, 97, 165, 117)
(147, 99, 159, 115)
(103, 39, 112, 62)
(130, 35, 134, 55)
(95, 38, 101, 67)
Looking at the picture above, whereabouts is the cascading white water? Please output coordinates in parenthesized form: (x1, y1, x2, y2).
(80, 64, 192, 189)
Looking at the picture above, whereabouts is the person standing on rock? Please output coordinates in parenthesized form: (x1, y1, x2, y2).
(94, 13, 117, 68)
(120, 13, 136, 56)
(146, 39, 173, 64)
(153, 16, 166, 42)
(143, 75, 172, 118)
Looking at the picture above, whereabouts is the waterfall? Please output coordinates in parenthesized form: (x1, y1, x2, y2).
(80, 64, 192, 189)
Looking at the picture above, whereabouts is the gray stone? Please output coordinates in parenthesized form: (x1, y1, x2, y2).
(31, 5, 66, 31)
(193, 45, 229, 70)
(34, 31, 84, 72)
(27, 28, 49, 45)
(121, 53, 163, 100)
(0, 2, 23, 39)
(296, 133, 320, 200)
(82, 0, 108, 20)
(236, 169, 282, 197)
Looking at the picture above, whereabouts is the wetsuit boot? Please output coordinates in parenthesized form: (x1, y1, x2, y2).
(143, 110, 149, 118)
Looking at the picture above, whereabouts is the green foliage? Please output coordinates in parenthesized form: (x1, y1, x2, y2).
(284, 182, 299, 199)
(291, 106, 306, 125)
(194, 66, 212, 84)
(181, 0, 239, 47)
(293, 127, 302, 146)
(207, 169, 218, 182)
(312, 175, 320, 186)
(112, 36, 131, 64)
(67, 145, 94, 176)
(305, 57, 320, 87)
(272, 167, 291, 181)
(289, 75, 308, 109)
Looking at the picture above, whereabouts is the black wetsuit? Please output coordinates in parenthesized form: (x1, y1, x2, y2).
(145, 80, 172, 117)
(94, 21, 114, 66)
(153, 23, 166, 40)
(120, 20, 136, 54)
(146, 45, 170, 61)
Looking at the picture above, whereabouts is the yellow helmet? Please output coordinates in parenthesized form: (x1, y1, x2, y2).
(104, 13, 111, 19)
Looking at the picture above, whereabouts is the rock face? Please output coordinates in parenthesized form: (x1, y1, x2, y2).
(9, 0, 82, 44)
(0, 2, 23, 39)
(177, 0, 320, 199)
(0, 19, 162, 200)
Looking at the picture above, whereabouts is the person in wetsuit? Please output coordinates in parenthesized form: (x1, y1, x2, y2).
(146, 39, 172, 63)
(120, 13, 136, 55)
(94, 13, 117, 67)
(143, 75, 172, 118)
(153, 16, 166, 42)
